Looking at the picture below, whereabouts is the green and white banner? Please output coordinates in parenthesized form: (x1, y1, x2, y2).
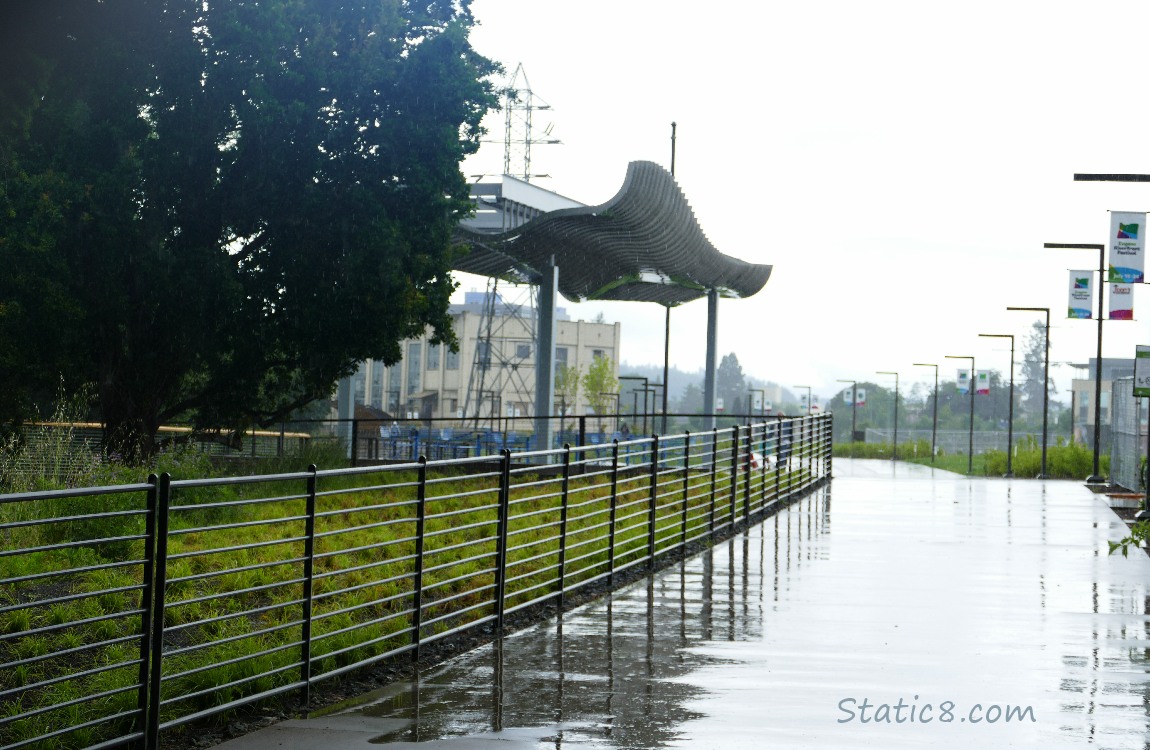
(1109, 210, 1146, 283)
(1135, 346, 1150, 397)
(1110, 282, 1134, 320)
(975, 370, 991, 395)
(957, 370, 970, 395)
(1067, 270, 1093, 319)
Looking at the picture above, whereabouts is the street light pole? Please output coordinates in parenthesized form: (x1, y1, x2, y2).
(836, 379, 858, 443)
(794, 385, 812, 416)
(1007, 306, 1051, 478)
(913, 363, 939, 463)
(979, 333, 1015, 478)
(748, 388, 766, 420)
(945, 355, 976, 474)
(1044, 242, 1106, 483)
(876, 371, 899, 460)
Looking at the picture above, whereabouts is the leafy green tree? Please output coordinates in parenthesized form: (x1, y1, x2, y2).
(1019, 320, 1055, 422)
(582, 356, 619, 432)
(716, 353, 746, 412)
(555, 363, 581, 416)
(0, 0, 498, 460)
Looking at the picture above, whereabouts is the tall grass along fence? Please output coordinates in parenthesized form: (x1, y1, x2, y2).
(0, 415, 831, 750)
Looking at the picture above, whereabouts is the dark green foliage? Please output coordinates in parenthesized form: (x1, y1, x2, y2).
(0, 0, 499, 460)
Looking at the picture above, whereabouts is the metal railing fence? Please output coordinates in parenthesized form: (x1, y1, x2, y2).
(0, 415, 831, 750)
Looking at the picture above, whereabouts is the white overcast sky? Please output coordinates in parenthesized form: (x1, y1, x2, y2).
(455, 0, 1150, 402)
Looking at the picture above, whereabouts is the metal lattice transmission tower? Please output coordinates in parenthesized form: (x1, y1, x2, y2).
(461, 278, 541, 428)
(502, 63, 560, 182)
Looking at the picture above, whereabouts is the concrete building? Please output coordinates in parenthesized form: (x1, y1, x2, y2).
(349, 291, 619, 421)
(1070, 357, 1134, 447)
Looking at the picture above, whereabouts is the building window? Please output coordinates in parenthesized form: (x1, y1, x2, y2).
(407, 342, 421, 395)
(445, 347, 460, 370)
(387, 390, 400, 413)
(388, 362, 402, 393)
(516, 343, 531, 359)
(592, 349, 605, 360)
(555, 347, 568, 364)
(477, 341, 491, 370)
(370, 364, 384, 408)
(427, 343, 440, 370)
(353, 367, 367, 406)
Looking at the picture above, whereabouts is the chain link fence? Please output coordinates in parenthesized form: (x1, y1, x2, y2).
(1110, 378, 1144, 491)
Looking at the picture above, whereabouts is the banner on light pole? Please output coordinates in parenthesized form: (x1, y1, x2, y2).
(956, 370, 970, 395)
(1067, 270, 1093, 319)
(975, 370, 991, 395)
(1109, 211, 1146, 283)
(1135, 346, 1150, 397)
(856, 388, 867, 406)
(1110, 282, 1134, 320)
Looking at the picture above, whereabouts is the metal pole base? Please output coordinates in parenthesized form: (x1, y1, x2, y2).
(1002, 472, 1013, 479)
(1085, 474, 1107, 485)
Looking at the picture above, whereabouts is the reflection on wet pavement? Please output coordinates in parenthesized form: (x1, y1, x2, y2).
(217, 459, 1150, 749)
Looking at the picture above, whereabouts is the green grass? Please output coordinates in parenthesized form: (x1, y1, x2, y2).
(834, 436, 1108, 479)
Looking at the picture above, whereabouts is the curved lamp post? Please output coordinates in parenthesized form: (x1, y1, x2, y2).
(837, 379, 858, 443)
(876, 371, 899, 460)
(945, 355, 976, 474)
(1007, 306, 1050, 478)
(913, 363, 939, 463)
(978, 333, 1015, 478)
(1044, 242, 1106, 484)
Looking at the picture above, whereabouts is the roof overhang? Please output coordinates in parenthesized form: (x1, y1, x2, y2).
(453, 161, 771, 306)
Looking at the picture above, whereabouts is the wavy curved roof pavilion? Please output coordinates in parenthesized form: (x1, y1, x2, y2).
(454, 161, 772, 306)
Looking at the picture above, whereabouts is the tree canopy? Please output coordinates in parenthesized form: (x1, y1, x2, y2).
(0, 0, 498, 459)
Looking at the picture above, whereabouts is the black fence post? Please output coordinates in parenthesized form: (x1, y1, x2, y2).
(136, 474, 159, 744)
(494, 449, 512, 633)
(412, 456, 428, 662)
(681, 431, 691, 549)
(579, 416, 587, 448)
(743, 422, 752, 522)
(608, 440, 620, 585)
(729, 426, 739, 530)
(144, 473, 171, 750)
(299, 465, 317, 707)
(558, 444, 571, 609)
(774, 417, 783, 503)
(350, 418, 360, 467)
(709, 430, 719, 537)
(648, 434, 660, 568)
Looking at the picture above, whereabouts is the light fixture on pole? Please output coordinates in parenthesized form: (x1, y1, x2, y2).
(1044, 242, 1107, 484)
(876, 371, 899, 460)
(794, 385, 812, 415)
(978, 333, 1015, 478)
(1007, 306, 1051, 478)
(836, 379, 858, 443)
(945, 355, 976, 474)
(913, 363, 939, 463)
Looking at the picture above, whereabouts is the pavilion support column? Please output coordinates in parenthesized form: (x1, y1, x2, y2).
(703, 288, 719, 431)
(534, 259, 559, 457)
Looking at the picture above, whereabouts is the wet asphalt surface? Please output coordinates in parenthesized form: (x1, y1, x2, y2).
(214, 459, 1150, 749)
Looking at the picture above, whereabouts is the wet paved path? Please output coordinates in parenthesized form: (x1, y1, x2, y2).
(216, 459, 1150, 749)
